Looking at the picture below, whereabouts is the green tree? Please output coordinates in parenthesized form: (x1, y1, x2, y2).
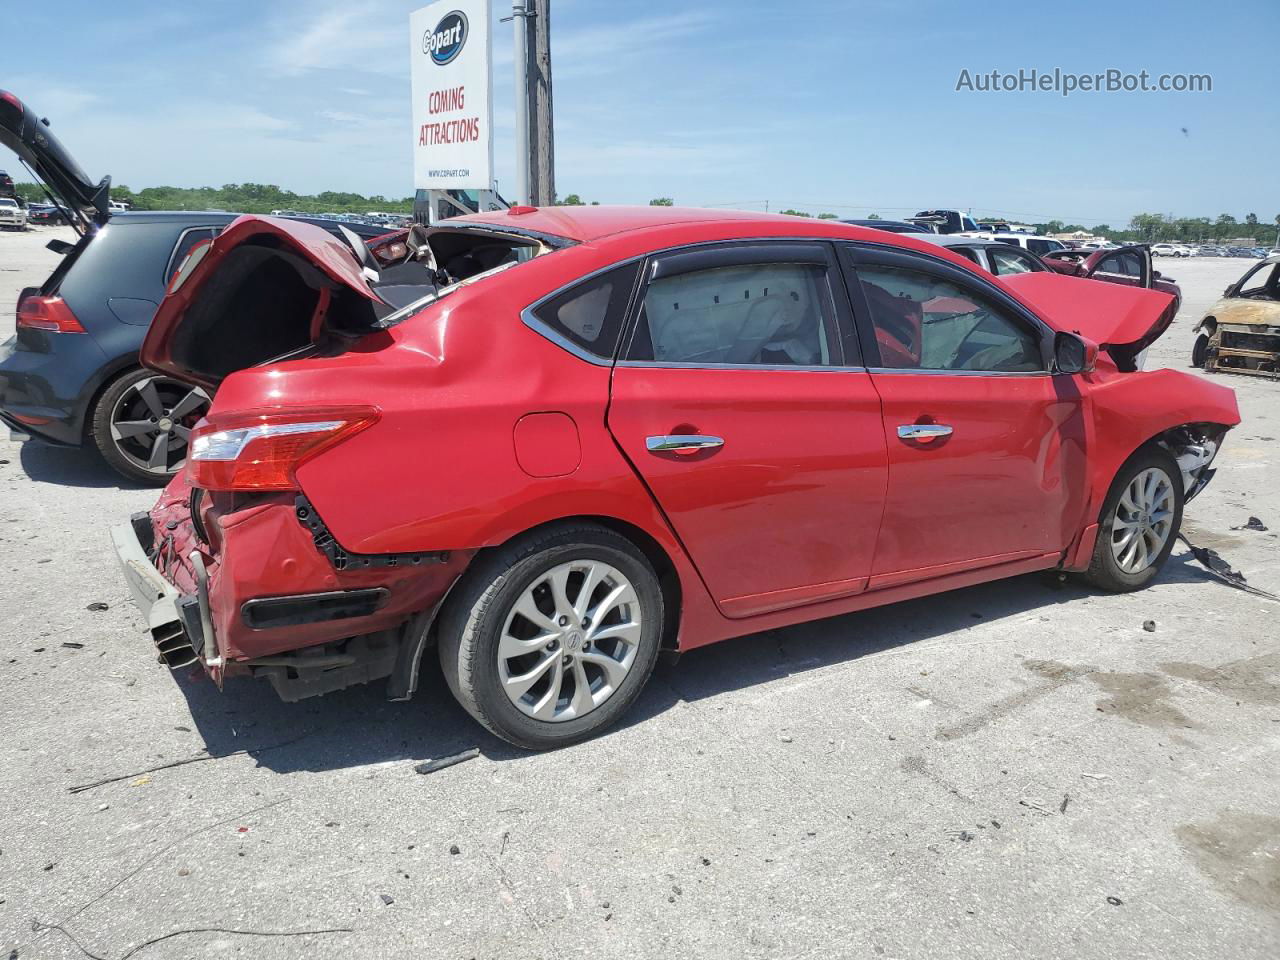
(1245, 212, 1258, 226)
(866, 213, 882, 219)
(779, 209, 812, 218)
(561, 194, 584, 206)
(649, 197, 674, 206)
(817, 212, 838, 219)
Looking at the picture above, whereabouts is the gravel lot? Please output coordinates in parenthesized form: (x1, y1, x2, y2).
(1, 225, 1277, 960)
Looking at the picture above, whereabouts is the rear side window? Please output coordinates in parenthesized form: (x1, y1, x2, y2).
(166, 228, 219, 283)
(627, 261, 837, 366)
(529, 262, 640, 360)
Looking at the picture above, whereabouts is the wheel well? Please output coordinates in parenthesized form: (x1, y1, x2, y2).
(1199, 316, 1217, 335)
(491, 515, 683, 650)
(80, 360, 141, 439)
(1108, 422, 1229, 515)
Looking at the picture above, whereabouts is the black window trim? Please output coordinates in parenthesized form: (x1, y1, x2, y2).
(840, 241, 1054, 377)
(617, 238, 862, 371)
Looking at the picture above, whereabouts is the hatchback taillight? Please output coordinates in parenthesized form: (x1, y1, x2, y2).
(16, 295, 86, 333)
(187, 406, 379, 492)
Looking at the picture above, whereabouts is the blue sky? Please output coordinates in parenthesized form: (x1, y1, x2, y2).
(4, 0, 1276, 226)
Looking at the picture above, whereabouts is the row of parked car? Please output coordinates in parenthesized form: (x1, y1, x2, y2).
(1152, 242, 1275, 258)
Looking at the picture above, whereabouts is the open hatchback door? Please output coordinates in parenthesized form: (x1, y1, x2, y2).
(0, 90, 110, 234)
(999, 270, 1178, 370)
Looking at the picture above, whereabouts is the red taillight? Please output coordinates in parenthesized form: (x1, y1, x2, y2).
(186, 406, 379, 492)
(17, 295, 86, 333)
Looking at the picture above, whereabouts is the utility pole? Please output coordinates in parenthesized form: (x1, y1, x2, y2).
(511, 0, 554, 206)
(530, 0, 555, 206)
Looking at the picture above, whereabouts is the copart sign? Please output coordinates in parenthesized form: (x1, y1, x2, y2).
(410, 0, 493, 190)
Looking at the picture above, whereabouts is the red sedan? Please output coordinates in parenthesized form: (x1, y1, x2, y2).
(113, 206, 1239, 749)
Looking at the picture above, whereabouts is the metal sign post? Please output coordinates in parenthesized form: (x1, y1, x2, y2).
(409, 0, 498, 223)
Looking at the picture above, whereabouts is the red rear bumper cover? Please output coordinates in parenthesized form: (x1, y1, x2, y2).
(146, 475, 469, 673)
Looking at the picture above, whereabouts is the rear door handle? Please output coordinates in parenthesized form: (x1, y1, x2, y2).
(897, 424, 953, 443)
(646, 435, 724, 455)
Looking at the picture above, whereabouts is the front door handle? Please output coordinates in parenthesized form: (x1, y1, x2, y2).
(897, 424, 953, 443)
(646, 435, 724, 455)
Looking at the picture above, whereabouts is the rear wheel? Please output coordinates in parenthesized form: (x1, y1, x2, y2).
(1084, 447, 1183, 592)
(90, 368, 210, 485)
(439, 524, 664, 750)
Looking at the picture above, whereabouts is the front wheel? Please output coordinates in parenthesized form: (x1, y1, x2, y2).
(439, 524, 664, 750)
(1084, 447, 1184, 592)
(1191, 332, 1211, 368)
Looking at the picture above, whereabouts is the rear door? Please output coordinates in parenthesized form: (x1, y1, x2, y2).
(1082, 245, 1152, 289)
(842, 244, 1088, 588)
(606, 241, 889, 619)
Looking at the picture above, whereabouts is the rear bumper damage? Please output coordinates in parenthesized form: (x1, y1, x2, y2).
(111, 478, 471, 701)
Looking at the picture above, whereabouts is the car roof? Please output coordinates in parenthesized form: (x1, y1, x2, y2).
(916, 234, 1016, 250)
(450, 204, 867, 243)
(105, 210, 390, 237)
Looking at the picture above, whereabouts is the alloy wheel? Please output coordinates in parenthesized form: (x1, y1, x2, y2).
(1109, 466, 1176, 574)
(108, 376, 210, 476)
(497, 559, 642, 723)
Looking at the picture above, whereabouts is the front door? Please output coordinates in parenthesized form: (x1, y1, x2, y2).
(843, 244, 1088, 588)
(607, 241, 888, 618)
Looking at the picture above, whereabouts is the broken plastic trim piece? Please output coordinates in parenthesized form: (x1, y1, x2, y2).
(294, 495, 450, 571)
(1176, 533, 1280, 602)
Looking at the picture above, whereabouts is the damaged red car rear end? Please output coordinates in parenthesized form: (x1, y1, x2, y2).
(111, 207, 1240, 749)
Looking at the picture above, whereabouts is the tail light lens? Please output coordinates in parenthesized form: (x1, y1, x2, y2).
(187, 406, 379, 492)
(17, 295, 87, 333)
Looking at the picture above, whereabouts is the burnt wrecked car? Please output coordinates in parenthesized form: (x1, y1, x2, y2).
(112, 206, 1238, 750)
(1191, 254, 1280, 377)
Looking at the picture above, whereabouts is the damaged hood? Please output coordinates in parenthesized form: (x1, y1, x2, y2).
(0, 90, 110, 234)
(1001, 271, 1178, 367)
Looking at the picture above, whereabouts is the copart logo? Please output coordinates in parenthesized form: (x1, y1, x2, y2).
(424, 10, 468, 65)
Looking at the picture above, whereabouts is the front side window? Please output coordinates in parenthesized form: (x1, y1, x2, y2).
(530, 261, 639, 360)
(628, 261, 836, 366)
(1026, 238, 1058, 256)
(1237, 263, 1279, 299)
(857, 264, 1043, 372)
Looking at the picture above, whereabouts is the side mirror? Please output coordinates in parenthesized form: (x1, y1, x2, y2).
(1054, 331, 1098, 375)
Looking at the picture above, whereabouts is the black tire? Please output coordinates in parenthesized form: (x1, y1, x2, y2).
(90, 368, 209, 486)
(1084, 446, 1184, 593)
(438, 523, 665, 750)
(1191, 331, 1211, 368)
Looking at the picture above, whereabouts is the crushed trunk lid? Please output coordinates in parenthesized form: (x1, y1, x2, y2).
(1001, 271, 1178, 369)
(0, 90, 110, 234)
(141, 215, 392, 391)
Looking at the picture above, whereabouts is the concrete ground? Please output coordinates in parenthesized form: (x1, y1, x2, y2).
(1, 226, 1277, 960)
